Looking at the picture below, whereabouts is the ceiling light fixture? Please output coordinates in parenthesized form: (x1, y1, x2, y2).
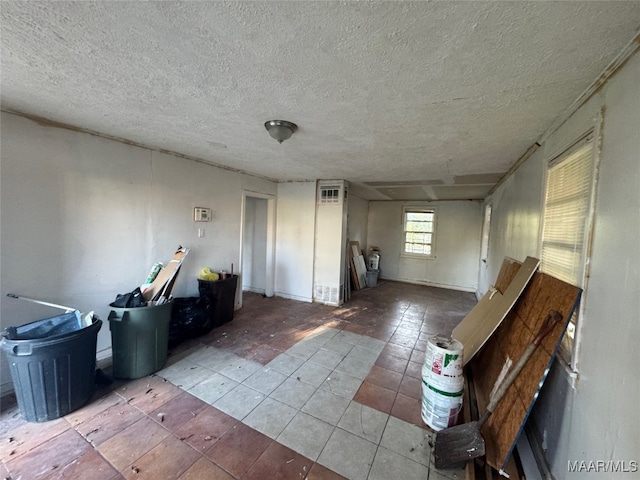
(264, 120, 297, 144)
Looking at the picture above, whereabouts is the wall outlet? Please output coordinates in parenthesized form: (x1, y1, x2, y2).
(198, 228, 205, 238)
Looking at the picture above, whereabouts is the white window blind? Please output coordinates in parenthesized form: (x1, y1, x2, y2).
(540, 135, 595, 361)
(541, 137, 594, 286)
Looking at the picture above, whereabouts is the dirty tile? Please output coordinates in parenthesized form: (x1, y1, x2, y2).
(353, 382, 397, 414)
(309, 349, 345, 370)
(213, 384, 265, 420)
(187, 372, 239, 405)
(405, 361, 423, 380)
(334, 356, 373, 380)
(277, 411, 334, 461)
(185, 346, 237, 371)
(205, 423, 272, 478)
(266, 353, 305, 376)
(243, 441, 313, 480)
(285, 341, 321, 360)
(366, 365, 403, 391)
(40, 449, 119, 480)
(398, 375, 422, 400)
(217, 356, 262, 382)
(98, 417, 169, 471)
(75, 400, 144, 447)
(242, 367, 288, 395)
(321, 337, 356, 356)
(347, 345, 381, 364)
(5, 428, 91, 480)
(319, 370, 362, 400)
(381, 343, 413, 360)
(374, 353, 409, 375)
(337, 402, 389, 444)
(292, 361, 332, 387)
(301, 388, 350, 426)
(243, 397, 297, 439)
(391, 393, 424, 427)
(64, 392, 122, 427)
(173, 406, 238, 452)
(116, 375, 183, 414)
(379, 416, 431, 466)
(317, 427, 377, 480)
(305, 462, 348, 480)
(0, 416, 70, 461)
(149, 391, 208, 433)
(156, 359, 214, 390)
(178, 457, 235, 480)
(368, 446, 430, 480)
(269, 376, 317, 409)
(123, 434, 201, 480)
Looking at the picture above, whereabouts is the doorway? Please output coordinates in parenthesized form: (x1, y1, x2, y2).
(239, 192, 276, 307)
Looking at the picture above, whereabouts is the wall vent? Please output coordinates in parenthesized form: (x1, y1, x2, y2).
(318, 185, 342, 204)
(314, 284, 339, 305)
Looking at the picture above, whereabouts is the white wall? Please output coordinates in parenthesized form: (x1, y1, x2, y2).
(274, 182, 316, 302)
(480, 53, 640, 478)
(0, 112, 277, 392)
(242, 196, 268, 294)
(347, 193, 369, 252)
(368, 201, 482, 291)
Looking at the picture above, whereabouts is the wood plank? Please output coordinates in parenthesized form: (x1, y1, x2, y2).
(470, 271, 581, 471)
(453, 257, 539, 366)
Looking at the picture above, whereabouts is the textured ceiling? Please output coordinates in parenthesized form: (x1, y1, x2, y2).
(2, 1, 639, 200)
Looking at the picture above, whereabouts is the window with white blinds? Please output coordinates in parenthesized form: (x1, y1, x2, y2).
(540, 134, 595, 361)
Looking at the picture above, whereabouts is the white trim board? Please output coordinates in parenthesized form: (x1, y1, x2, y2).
(452, 256, 540, 366)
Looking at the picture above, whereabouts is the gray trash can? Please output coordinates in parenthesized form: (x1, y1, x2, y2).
(1, 312, 102, 422)
(108, 301, 173, 379)
(366, 269, 380, 287)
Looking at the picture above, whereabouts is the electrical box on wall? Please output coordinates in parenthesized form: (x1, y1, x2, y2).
(194, 207, 211, 222)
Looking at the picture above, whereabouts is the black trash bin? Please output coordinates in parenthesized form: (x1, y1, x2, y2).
(198, 275, 238, 327)
(1, 312, 102, 422)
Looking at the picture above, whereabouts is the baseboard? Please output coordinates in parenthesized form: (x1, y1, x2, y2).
(274, 291, 313, 303)
(383, 277, 477, 293)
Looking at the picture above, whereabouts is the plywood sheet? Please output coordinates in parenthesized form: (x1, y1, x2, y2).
(453, 256, 539, 365)
(470, 272, 581, 471)
(349, 241, 367, 289)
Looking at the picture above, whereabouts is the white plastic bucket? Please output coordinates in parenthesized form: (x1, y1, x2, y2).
(424, 336, 463, 380)
(422, 366, 464, 392)
(421, 378, 463, 431)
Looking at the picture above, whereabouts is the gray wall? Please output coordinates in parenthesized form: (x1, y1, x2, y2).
(480, 53, 640, 478)
(368, 200, 482, 291)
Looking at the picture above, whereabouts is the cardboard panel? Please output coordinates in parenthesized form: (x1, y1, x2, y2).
(470, 271, 581, 471)
(453, 256, 540, 365)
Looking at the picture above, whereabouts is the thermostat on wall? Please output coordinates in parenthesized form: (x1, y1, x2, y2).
(194, 207, 211, 222)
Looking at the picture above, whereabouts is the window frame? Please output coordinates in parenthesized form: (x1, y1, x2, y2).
(540, 131, 599, 371)
(401, 206, 437, 259)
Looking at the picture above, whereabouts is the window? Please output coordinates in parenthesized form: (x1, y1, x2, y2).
(480, 204, 492, 262)
(402, 207, 436, 257)
(540, 134, 596, 365)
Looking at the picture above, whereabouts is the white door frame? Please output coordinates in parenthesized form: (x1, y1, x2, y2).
(239, 191, 276, 308)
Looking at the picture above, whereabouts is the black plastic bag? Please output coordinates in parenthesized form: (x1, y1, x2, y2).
(169, 296, 215, 347)
(112, 287, 146, 308)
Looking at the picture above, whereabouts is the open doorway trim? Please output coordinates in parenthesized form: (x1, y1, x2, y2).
(239, 190, 276, 308)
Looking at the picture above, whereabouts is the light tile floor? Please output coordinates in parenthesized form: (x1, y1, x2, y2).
(1, 280, 475, 479)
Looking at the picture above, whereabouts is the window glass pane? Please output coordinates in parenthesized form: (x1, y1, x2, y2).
(403, 209, 435, 256)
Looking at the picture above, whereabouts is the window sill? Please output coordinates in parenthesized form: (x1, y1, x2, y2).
(557, 357, 579, 389)
(400, 253, 436, 260)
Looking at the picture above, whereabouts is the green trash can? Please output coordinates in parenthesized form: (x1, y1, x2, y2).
(108, 301, 173, 379)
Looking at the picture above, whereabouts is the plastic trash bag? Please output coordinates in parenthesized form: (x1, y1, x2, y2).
(112, 287, 146, 308)
(168, 296, 215, 346)
(4, 310, 84, 340)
